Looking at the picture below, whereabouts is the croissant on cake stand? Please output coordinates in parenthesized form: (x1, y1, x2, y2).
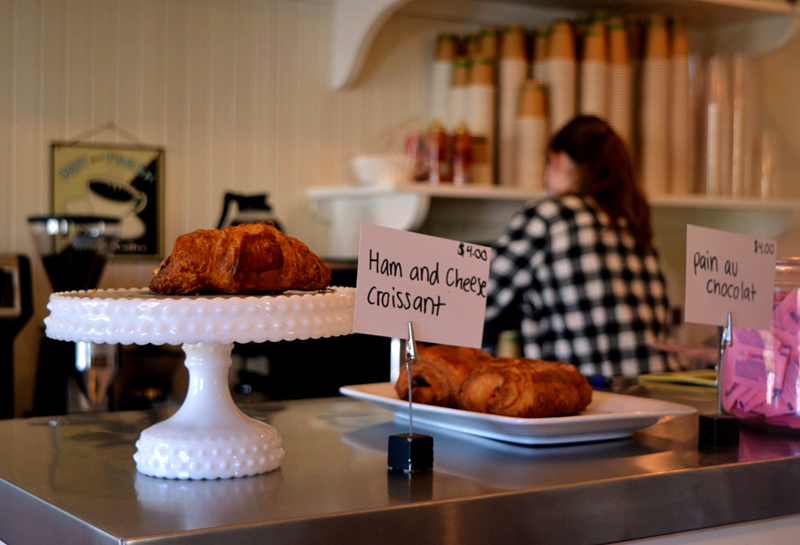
(150, 223, 331, 295)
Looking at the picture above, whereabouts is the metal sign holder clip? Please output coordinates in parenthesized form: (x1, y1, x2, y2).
(699, 312, 740, 449)
(387, 321, 433, 473)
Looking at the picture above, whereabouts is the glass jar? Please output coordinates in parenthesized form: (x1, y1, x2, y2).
(721, 258, 800, 429)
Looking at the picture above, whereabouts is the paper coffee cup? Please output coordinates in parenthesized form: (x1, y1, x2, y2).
(671, 18, 689, 58)
(479, 27, 499, 60)
(645, 15, 669, 60)
(641, 57, 670, 194)
(547, 58, 576, 133)
(627, 16, 643, 60)
(548, 21, 575, 60)
(470, 57, 495, 85)
(608, 64, 633, 147)
(608, 17, 629, 65)
(582, 22, 607, 62)
(465, 35, 480, 60)
(436, 34, 458, 61)
(452, 56, 471, 87)
(501, 24, 527, 60)
(533, 27, 549, 63)
(516, 118, 548, 188)
(518, 80, 546, 118)
(581, 61, 607, 117)
(468, 83, 496, 136)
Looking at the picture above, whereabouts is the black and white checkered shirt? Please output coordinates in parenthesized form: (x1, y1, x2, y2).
(485, 195, 670, 378)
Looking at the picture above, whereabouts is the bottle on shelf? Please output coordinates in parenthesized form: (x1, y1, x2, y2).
(426, 119, 452, 184)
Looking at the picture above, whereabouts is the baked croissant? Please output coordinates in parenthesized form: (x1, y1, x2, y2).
(457, 358, 592, 417)
(149, 223, 331, 295)
(395, 345, 493, 408)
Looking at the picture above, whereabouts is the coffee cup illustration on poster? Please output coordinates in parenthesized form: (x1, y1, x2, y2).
(51, 143, 163, 259)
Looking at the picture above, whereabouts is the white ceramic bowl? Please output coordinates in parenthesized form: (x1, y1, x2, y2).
(350, 154, 415, 186)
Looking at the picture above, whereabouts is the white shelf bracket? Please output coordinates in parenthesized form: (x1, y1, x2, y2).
(331, 0, 412, 90)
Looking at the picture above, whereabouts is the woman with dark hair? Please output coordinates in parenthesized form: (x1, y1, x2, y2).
(485, 116, 670, 378)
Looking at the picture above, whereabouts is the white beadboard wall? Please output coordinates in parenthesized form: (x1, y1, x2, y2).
(4, 1, 800, 419)
(0, 0, 476, 416)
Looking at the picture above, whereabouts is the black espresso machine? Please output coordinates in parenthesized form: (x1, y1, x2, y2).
(0, 255, 33, 419)
(28, 216, 120, 415)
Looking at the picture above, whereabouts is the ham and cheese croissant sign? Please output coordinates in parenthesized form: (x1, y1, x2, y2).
(353, 224, 491, 348)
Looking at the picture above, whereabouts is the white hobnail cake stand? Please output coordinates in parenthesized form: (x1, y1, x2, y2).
(45, 287, 356, 480)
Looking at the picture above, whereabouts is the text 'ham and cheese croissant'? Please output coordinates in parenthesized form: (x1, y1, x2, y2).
(457, 358, 592, 417)
(395, 345, 493, 408)
(149, 223, 331, 295)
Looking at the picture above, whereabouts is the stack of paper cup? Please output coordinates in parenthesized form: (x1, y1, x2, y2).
(719, 58, 733, 197)
(468, 58, 497, 184)
(731, 55, 745, 198)
(580, 21, 607, 118)
(607, 17, 632, 151)
(430, 34, 457, 128)
(706, 55, 732, 196)
(532, 27, 550, 83)
(547, 21, 577, 135)
(516, 80, 548, 189)
(731, 55, 755, 198)
(627, 17, 643, 162)
(705, 57, 721, 196)
(669, 20, 691, 194)
(498, 25, 529, 186)
(450, 56, 471, 132)
(640, 15, 670, 196)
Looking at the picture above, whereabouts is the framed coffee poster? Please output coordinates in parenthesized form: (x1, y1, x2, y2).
(51, 143, 164, 260)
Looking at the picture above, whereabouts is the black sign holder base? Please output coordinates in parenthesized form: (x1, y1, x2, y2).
(699, 312, 740, 450)
(388, 322, 433, 473)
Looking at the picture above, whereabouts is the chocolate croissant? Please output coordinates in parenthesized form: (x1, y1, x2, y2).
(149, 223, 331, 295)
(457, 358, 592, 417)
(395, 345, 493, 408)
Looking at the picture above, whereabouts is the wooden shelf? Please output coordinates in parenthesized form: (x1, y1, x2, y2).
(307, 183, 800, 257)
(332, 0, 799, 89)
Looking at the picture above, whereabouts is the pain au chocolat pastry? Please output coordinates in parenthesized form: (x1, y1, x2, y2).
(149, 223, 331, 295)
(395, 345, 493, 408)
(457, 358, 592, 418)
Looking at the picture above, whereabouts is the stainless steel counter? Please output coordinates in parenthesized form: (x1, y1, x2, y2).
(2, 390, 800, 545)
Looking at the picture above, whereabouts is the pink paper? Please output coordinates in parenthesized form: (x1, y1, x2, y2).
(774, 290, 800, 335)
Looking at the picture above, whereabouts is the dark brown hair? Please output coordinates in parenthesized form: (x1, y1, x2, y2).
(549, 116, 653, 252)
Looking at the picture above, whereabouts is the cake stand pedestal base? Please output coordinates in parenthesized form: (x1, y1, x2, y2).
(133, 342, 284, 480)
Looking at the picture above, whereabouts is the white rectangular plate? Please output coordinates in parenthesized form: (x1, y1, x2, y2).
(340, 383, 697, 445)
